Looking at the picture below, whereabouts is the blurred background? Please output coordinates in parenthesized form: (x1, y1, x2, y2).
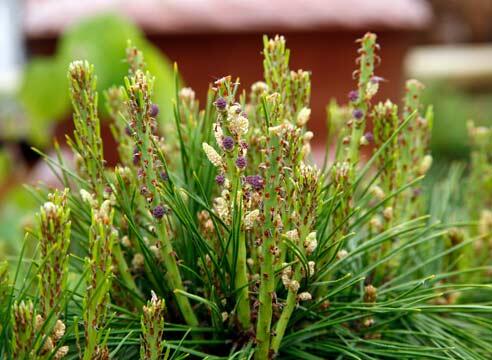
(1, 0, 492, 257)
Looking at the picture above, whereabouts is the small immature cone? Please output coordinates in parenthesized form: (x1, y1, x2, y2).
(83, 200, 117, 360)
(38, 189, 71, 317)
(12, 300, 36, 358)
(364, 285, 377, 304)
(347, 32, 379, 165)
(141, 291, 166, 360)
(67, 60, 105, 194)
(363, 284, 377, 328)
(372, 100, 399, 207)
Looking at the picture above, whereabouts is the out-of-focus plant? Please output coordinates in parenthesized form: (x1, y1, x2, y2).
(0, 14, 175, 264)
(422, 81, 492, 161)
(19, 14, 175, 147)
(1, 33, 492, 360)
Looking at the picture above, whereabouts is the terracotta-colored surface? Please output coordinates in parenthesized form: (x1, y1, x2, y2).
(150, 31, 414, 146)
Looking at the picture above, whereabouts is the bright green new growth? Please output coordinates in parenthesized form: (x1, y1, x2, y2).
(10, 299, 68, 359)
(81, 200, 117, 360)
(140, 291, 168, 360)
(467, 121, 492, 263)
(11, 300, 37, 358)
(68, 61, 105, 195)
(38, 189, 71, 318)
(1, 33, 492, 360)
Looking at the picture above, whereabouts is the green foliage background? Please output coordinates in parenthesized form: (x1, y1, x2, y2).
(0, 14, 176, 264)
(19, 14, 175, 147)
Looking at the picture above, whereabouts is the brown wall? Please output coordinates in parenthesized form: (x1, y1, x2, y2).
(147, 30, 415, 146)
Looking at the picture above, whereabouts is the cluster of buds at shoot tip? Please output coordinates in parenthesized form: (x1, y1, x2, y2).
(289, 70, 311, 116)
(304, 232, 318, 255)
(12, 300, 37, 358)
(126, 42, 146, 76)
(263, 35, 289, 105)
(263, 35, 312, 123)
(249, 81, 269, 106)
(397, 79, 433, 219)
(179, 87, 197, 113)
(67, 60, 105, 194)
(37, 189, 71, 318)
(141, 291, 167, 360)
(363, 284, 378, 328)
(372, 100, 399, 216)
(330, 161, 353, 240)
(11, 300, 69, 359)
(346, 32, 380, 166)
(401, 80, 433, 178)
(82, 199, 117, 360)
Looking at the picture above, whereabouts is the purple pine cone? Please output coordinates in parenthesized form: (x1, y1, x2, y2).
(152, 205, 167, 220)
(364, 132, 374, 143)
(222, 136, 235, 151)
(348, 90, 359, 102)
(353, 109, 364, 120)
(215, 174, 225, 186)
(150, 104, 159, 118)
(235, 156, 247, 170)
(215, 97, 227, 111)
(246, 175, 264, 190)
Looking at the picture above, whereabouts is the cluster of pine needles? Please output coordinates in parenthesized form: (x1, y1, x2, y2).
(1, 33, 492, 359)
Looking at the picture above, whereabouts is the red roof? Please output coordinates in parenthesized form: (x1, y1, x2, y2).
(24, 0, 432, 38)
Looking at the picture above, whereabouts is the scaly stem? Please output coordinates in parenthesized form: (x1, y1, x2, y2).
(158, 223, 199, 327)
(235, 231, 251, 329)
(113, 244, 143, 301)
(348, 33, 377, 167)
(255, 229, 275, 360)
(271, 269, 300, 353)
(255, 146, 280, 359)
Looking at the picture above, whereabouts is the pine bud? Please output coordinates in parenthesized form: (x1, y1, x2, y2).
(296, 107, 311, 127)
(304, 232, 317, 255)
(364, 284, 377, 303)
(202, 143, 223, 167)
(298, 292, 312, 301)
(418, 154, 433, 175)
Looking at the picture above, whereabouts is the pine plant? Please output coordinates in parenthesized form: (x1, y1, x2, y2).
(1, 33, 491, 360)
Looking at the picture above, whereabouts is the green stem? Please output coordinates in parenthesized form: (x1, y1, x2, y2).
(158, 223, 199, 327)
(255, 126, 281, 359)
(235, 231, 251, 329)
(255, 232, 274, 360)
(112, 244, 143, 301)
(271, 270, 300, 353)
